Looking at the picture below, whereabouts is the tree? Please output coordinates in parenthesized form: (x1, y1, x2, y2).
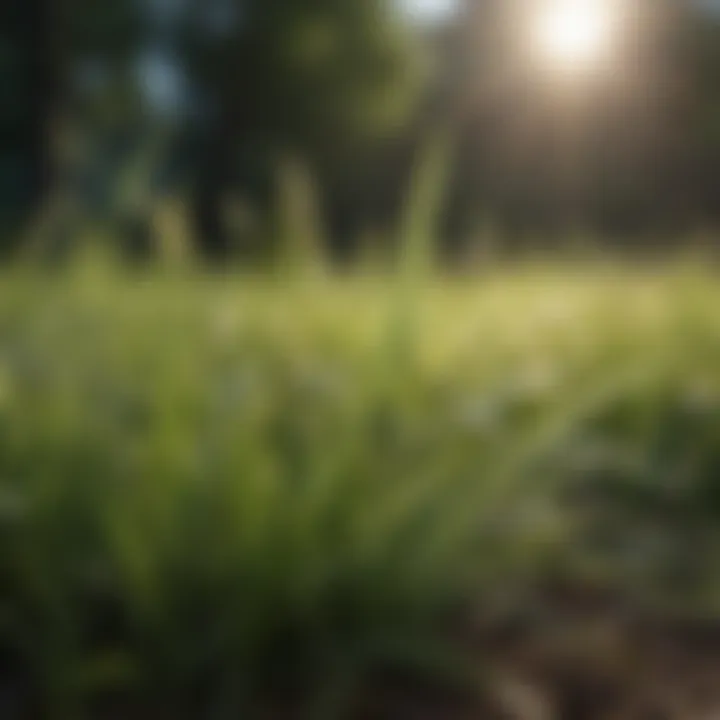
(0, 0, 56, 250)
(445, 0, 720, 246)
(179, 0, 422, 258)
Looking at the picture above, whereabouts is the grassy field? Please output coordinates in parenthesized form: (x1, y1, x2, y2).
(4, 264, 720, 717)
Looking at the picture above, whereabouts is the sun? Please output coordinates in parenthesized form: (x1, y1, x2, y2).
(533, 0, 614, 72)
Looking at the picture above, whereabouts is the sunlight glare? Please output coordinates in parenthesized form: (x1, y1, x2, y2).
(533, 0, 615, 73)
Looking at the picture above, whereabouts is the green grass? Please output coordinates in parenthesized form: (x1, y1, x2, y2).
(3, 263, 720, 717)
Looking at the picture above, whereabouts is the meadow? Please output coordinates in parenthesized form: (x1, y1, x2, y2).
(4, 263, 720, 717)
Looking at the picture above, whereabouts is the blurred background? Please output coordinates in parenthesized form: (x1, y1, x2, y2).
(8, 3, 720, 718)
(4, 0, 720, 264)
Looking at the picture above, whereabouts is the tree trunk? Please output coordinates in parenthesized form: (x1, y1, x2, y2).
(1, 0, 58, 250)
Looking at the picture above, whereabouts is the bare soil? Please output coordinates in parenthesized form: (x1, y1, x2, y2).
(359, 584, 720, 720)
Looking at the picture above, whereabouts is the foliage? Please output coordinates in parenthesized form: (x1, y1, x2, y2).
(3, 266, 720, 714)
(182, 0, 423, 256)
(7, 0, 720, 257)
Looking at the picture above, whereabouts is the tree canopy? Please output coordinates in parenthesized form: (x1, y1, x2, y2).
(4, 0, 720, 258)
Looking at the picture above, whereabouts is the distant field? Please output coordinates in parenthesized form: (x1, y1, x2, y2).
(3, 265, 720, 717)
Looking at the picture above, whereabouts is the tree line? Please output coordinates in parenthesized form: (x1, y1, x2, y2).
(3, 0, 720, 261)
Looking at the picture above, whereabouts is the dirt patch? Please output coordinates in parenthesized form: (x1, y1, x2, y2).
(356, 583, 720, 719)
(467, 585, 720, 720)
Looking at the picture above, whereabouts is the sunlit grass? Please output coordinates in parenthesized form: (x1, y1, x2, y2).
(2, 263, 720, 715)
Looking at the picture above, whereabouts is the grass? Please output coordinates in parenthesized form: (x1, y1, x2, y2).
(3, 262, 720, 717)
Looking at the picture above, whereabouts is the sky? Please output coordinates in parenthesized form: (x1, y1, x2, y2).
(399, 0, 457, 22)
